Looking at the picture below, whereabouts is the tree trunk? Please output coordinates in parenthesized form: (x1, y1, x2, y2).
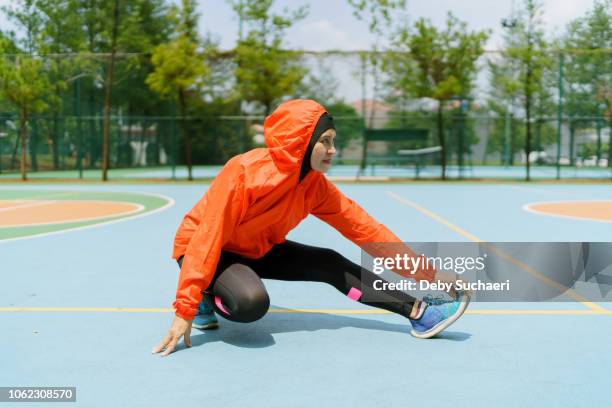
(437, 101, 446, 180)
(60, 115, 66, 168)
(51, 111, 59, 170)
(535, 118, 542, 152)
(264, 99, 272, 116)
(569, 122, 575, 166)
(179, 88, 193, 181)
(141, 114, 149, 167)
(11, 129, 19, 169)
(52, 108, 60, 170)
(126, 106, 133, 167)
(86, 1, 97, 170)
(87, 84, 96, 168)
(30, 118, 38, 172)
(525, 70, 532, 182)
(20, 109, 28, 181)
(102, 0, 120, 181)
(76, 95, 84, 175)
(608, 124, 612, 170)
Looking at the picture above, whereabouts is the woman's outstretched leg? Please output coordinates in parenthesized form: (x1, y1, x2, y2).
(251, 240, 471, 338)
(248, 240, 424, 319)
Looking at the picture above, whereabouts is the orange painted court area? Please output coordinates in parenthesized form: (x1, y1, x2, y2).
(527, 200, 612, 222)
(0, 200, 142, 227)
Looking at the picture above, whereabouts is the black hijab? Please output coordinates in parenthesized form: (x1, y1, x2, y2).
(299, 112, 335, 181)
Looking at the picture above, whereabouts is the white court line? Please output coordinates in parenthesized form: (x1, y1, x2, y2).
(0, 200, 56, 213)
(504, 185, 553, 194)
(0, 191, 175, 244)
(506, 184, 612, 200)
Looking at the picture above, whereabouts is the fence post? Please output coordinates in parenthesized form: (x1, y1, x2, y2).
(171, 105, 177, 180)
(0, 125, 3, 174)
(75, 77, 83, 179)
(358, 53, 367, 177)
(569, 121, 575, 166)
(596, 118, 602, 162)
(503, 107, 511, 166)
(556, 52, 564, 180)
(31, 117, 38, 172)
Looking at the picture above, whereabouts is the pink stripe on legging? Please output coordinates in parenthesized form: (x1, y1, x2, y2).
(347, 287, 362, 301)
(214, 296, 230, 315)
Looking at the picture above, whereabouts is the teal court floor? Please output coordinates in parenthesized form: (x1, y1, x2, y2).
(1, 182, 611, 407)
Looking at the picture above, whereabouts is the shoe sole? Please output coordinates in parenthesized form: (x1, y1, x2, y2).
(410, 292, 471, 339)
(192, 322, 219, 330)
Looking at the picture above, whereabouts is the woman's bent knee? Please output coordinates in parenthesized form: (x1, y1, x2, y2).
(213, 263, 270, 323)
(232, 291, 270, 322)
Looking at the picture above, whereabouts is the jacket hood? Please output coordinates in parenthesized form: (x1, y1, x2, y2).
(263, 99, 327, 174)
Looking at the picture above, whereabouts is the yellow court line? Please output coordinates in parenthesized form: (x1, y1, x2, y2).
(386, 191, 608, 313)
(0, 307, 610, 315)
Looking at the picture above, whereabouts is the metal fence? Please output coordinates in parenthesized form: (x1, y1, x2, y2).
(0, 49, 610, 180)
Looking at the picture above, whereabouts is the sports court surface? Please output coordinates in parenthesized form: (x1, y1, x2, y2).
(2, 181, 611, 407)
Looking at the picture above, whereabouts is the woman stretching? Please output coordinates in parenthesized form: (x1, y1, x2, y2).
(153, 99, 470, 356)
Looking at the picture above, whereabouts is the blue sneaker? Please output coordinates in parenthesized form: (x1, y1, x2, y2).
(409, 290, 471, 339)
(192, 293, 219, 330)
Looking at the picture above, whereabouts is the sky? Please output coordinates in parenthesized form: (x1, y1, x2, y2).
(0, 0, 597, 50)
(0, 0, 599, 102)
(195, 0, 595, 51)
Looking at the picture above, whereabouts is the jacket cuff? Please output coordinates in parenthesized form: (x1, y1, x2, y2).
(172, 300, 197, 321)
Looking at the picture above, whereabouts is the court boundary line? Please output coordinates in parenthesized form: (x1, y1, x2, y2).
(385, 191, 608, 313)
(0, 191, 175, 244)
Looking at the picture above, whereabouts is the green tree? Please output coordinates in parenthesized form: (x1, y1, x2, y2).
(101, 0, 122, 181)
(0, 37, 52, 181)
(65, 0, 169, 172)
(487, 43, 555, 166)
(562, 0, 611, 166)
(494, 0, 551, 179)
(2, 0, 47, 172)
(292, 60, 363, 158)
(347, 0, 406, 35)
(37, 0, 86, 171)
(109, 0, 170, 168)
(67, 0, 124, 179)
(231, 0, 308, 114)
(383, 12, 489, 179)
(67, 0, 163, 180)
(326, 102, 364, 158)
(146, 0, 209, 181)
(293, 58, 341, 107)
(348, 0, 406, 127)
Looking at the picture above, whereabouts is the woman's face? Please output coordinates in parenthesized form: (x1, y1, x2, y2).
(310, 128, 336, 173)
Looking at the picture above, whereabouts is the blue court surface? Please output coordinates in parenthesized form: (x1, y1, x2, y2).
(1, 182, 611, 407)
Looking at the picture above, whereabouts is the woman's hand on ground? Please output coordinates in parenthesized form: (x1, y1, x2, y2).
(152, 315, 193, 357)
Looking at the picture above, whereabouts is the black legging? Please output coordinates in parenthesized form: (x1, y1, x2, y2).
(178, 240, 417, 323)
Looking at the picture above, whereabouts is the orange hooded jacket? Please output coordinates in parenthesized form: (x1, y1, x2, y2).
(172, 99, 435, 320)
